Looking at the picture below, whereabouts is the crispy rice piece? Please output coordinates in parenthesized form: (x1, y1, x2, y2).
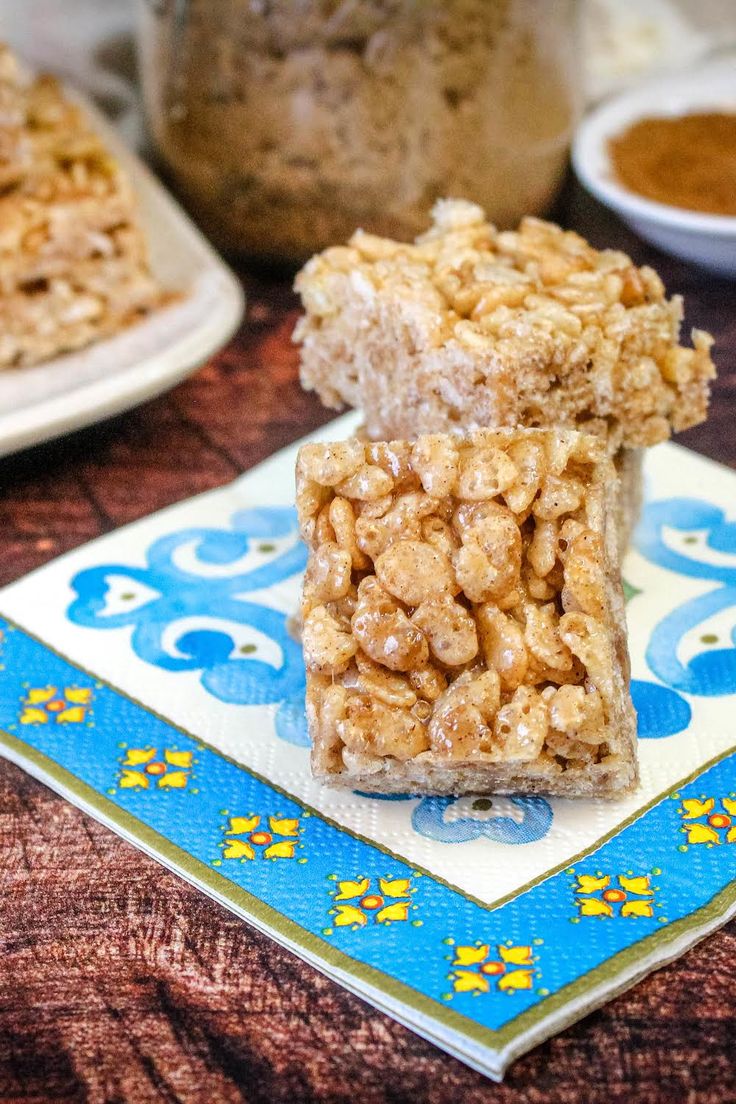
(294, 199, 715, 451)
(351, 419, 643, 560)
(297, 428, 637, 798)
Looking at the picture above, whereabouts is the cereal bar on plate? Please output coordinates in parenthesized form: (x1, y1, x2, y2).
(0, 44, 163, 367)
(297, 429, 637, 798)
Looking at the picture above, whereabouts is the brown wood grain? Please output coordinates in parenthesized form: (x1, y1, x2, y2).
(0, 184, 735, 1103)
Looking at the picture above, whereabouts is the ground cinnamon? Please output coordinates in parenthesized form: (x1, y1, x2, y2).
(609, 112, 736, 216)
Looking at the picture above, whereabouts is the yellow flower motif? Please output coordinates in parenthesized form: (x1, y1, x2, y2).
(678, 795, 736, 846)
(221, 812, 302, 861)
(124, 748, 156, 766)
(453, 944, 491, 967)
(158, 771, 189, 789)
(65, 688, 92, 705)
(379, 877, 412, 898)
(263, 840, 297, 859)
(164, 750, 193, 769)
(575, 872, 657, 919)
(498, 969, 535, 992)
(376, 901, 411, 923)
(621, 900, 654, 918)
(119, 769, 149, 789)
(575, 874, 610, 894)
(452, 969, 490, 994)
(269, 816, 300, 837)
(449, 943, 539, 996)
(117, 747, 194, 790)
(19, 707, 50, 725)
(683, 823, 720, 845)
(618, 876, 653, 896)
(222, 838, 255, 860)
(228, 815, 261, 834)
(57, 706, 87, 723)
(20, 685, 93, 725)
(577, 897, 613, 918)
(335, 877, 370, 901)
(499, 944, 534, 966)
(25, 688, 56, 705)
(328, 875, 414, 928)
(334, 905, 368, 928)
(680, 798, 715, 819)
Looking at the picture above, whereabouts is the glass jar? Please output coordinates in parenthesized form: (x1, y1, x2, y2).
(137, 1, 580, 261)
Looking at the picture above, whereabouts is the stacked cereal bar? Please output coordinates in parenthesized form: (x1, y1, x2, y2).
(294, 200, 715, 797)
(295, 199, 715, 551)
(297, 430, 637, 798)
(0, 44, 163, 368)
(295, 199, 714, 449)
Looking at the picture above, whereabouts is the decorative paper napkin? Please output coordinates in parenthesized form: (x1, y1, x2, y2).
(1, 411, 734, 1080)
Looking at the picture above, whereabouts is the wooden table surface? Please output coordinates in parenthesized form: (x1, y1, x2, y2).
(1, 186, 734, 1104)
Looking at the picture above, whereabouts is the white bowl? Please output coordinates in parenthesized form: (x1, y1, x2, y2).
(573, 60, 736, 276)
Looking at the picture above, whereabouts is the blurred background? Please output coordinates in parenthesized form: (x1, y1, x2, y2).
(1, 0, 734, 263)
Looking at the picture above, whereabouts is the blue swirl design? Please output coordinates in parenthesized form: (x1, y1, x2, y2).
(412, 795, 553, 845)
(65, 495, 732, 754)
(636, 498, 736, 697)
(630, 679, 691, 739)
(68, 507, 310, 745)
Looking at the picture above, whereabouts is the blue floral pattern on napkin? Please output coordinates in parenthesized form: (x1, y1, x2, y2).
(68, 507, 308, 742)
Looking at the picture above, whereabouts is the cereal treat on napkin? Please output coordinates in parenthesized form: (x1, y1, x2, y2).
(0, 44, 163, 368)
(294, 199, 715, 450)
(297, 429, 637, 798)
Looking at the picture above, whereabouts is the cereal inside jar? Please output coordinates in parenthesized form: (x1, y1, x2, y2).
(137, 0, 580, 260)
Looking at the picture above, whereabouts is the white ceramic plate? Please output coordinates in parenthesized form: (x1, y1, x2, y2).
(0, 88, 244, 459)
(573, 59, 736, 276)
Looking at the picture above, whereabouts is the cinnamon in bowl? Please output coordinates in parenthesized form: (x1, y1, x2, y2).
(609, 112, 736, 217)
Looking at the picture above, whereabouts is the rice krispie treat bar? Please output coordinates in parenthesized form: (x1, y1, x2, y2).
(0, 43, 164, 368)
(0, 154, 142, 295)
(0, 254, 162, 368)
(297, 428, 637, 798)
(295, 199, 715, 450)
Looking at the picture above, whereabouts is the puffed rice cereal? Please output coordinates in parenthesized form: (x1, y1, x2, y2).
(299, 427, 637, 799)
(295, 199, 715, 451)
